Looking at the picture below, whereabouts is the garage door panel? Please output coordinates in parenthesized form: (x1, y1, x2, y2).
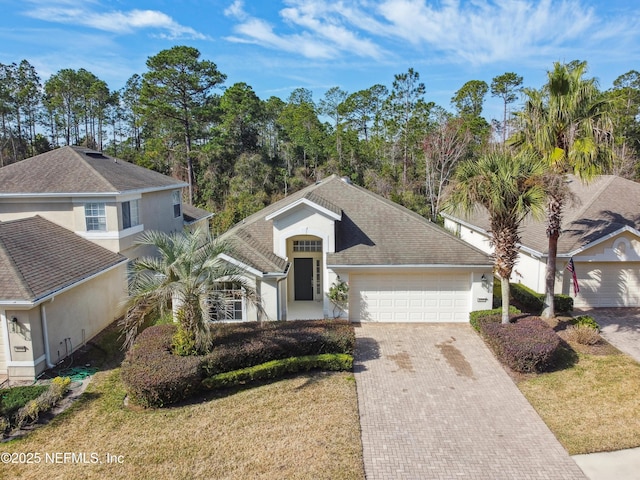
(349, 272, 470, 323)
(573, 263, 640, 308)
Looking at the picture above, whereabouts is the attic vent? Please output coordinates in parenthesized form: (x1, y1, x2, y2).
(341, 176, 352, 185)
(85, 152, 108, 159)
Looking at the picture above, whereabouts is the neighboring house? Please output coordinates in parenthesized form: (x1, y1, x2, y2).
(443, 175, 640, 308)
(0, 216, 128, 381)
(219, 175, 493, 323)
(0, 145, 211, 259)
(0, 146, 213, 382)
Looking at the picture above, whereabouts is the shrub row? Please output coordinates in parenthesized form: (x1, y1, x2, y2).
(0, 377, 72, 435)
(480, 317, 562, 373)
(469, 306, 521, 332)
(510, 283, 573, 313)
(121, 320, 356, 408)
(202, 354, 353, 390)
(200, 320, 355, 377)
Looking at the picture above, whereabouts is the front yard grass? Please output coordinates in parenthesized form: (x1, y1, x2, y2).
(516, 318, 640, 455)
(2, 367, 365, 479)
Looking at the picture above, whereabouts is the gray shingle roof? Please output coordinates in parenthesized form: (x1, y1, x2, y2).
(448, 175, 640, 255)
(0, 216, 128, 303)
(0, 146, 187, 195)
(222, 175, 491, 273)
(183, 204, 214, 224)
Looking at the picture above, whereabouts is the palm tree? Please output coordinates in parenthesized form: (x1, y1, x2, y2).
(444, 149, 546, 324)
(510, 60, 613, 318)
(121, 229, 258, 353)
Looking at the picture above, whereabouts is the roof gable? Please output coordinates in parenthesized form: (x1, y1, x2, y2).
(0, 216, 127, 303)
(222, 175, 491, 272)
(0, 146, 187, 195)
(446, 175, 640, 256)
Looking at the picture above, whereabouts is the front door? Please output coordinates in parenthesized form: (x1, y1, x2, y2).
(294, 258, 314, 300)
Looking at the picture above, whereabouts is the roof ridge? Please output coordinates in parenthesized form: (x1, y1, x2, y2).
(67, 146, 118, 192)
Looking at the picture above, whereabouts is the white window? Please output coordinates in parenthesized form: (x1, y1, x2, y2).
(122, 200, 140, 229)
(209, 282, 244, 321)
(85, 203, 106, 231)
(293, 240, 322, 252)
(172, 190, 182, 218)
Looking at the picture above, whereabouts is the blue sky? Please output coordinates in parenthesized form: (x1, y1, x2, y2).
(1, 0, 639, 121)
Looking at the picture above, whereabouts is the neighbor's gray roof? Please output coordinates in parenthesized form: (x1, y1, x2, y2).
(221, 175, 491, 274)
(0, 146, 187, 195)
(447, 175, 640, 255)
(0, 216, 128, 303)
(183, 204, 214, 224)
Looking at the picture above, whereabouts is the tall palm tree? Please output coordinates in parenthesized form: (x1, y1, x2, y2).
(444, 149, 546, 324)
(510, 61, 613, 318)
(121, 229, 258, 353)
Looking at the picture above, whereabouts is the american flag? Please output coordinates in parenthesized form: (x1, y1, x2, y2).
(566, 258, 580, 296)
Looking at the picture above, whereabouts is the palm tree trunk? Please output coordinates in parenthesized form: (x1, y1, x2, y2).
(542, 194, 562, 318)
(500, 275, 511, 324)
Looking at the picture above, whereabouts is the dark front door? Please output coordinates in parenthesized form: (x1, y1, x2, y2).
(294, 258, 314, 300)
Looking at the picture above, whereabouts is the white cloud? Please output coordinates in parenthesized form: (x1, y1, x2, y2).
(224, 0, 631, 66)
(23, 1, 207, 40)
(225, 0, 385, 60)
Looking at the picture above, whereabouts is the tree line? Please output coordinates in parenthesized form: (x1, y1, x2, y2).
(1, 46, 639, 236)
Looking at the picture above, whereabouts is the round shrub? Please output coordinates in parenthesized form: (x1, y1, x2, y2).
(480, 317, 562, 373)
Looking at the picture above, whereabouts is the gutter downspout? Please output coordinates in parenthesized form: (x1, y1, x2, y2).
(40, 301, 55, 369)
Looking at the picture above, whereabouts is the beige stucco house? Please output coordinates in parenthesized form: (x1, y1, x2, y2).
(443, 175, 640, 308)
(219, 175, 493, 323)
(0, 146, 212, 382)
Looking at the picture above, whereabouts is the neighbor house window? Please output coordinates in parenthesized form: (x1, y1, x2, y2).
(209, 282, 244, 321)
(122, 200, 140, 229)
(85, 202, 107, 231)
(172, 190, 181, 218)
(293, 240, 322, 252)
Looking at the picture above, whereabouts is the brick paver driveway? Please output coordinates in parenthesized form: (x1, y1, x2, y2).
(354, 323, 586, 480)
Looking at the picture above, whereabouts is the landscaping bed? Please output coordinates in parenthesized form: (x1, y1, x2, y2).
(121, 320, 356, 407)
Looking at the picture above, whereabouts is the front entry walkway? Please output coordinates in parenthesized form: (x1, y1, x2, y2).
(354, 323, 586, 479)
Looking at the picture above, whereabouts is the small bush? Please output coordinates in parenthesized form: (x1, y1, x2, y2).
(172, 326, 199, 356)
(120, 324, 201, 408)
(510, 283, 573, 313)
(469, 306, 521, 332)
(202, 354, 353, 390)
(565, 325, 601, 345)
(572, 315, 600, 331)
(480, 317, 562, 373)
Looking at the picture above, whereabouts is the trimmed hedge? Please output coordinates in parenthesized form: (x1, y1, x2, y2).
(121, 320, 356, 408)
(469, 306, 521, 332)
(200, 320, 355, 377)
(120, 324, 201, 408)
(510, 283, 573, 313)
(202, 354, 353, 390)
(480, 317, 562, 373)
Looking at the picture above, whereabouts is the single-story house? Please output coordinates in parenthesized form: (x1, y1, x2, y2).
(220, 175, 493, 322)
(0, 216, 128, 381)
(443, 175, 640, 308)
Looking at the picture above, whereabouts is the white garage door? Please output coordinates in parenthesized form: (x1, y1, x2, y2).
(574, 262, 640, 308)
(349, 272, 471, 322)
